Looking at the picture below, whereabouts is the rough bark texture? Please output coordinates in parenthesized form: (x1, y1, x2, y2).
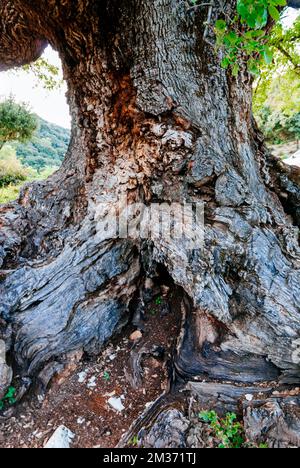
(0, 0, 299, 443)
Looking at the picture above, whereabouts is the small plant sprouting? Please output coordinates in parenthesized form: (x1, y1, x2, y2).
(128, 435, 139, 447)
(199, 410, 245, 449)
(0, 386, 16, 411)
(155, 296, 162, 306)
(103, 371, 110, 382)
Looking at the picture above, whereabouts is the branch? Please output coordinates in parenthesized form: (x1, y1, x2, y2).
(275, 44, 300, 76)
(0, 1, 47, 71)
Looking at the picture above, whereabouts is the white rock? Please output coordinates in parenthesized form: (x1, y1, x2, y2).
(245, 394, 254, 401)
(87, 376, 97, 388)
(77, 371, 88, 383)
(77, 417, 85, 425)
(44, 426, 75, 449)
(108, 397, 125, 412)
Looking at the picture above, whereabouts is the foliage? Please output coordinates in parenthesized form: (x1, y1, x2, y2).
(0, 150, 57, 204)
(16, 117, 70, 172)
(155, 296, 162, 306)
(0, 182, 26, 204)
(0, 145, 28, 187)
(0, 113, 69, 203)
(22, 58, 62, 90)
(211, 0, 288, 76)
(128, 435, 139, 447)
(256, 108, 300, 143)
(253, 15, 300, 142)
(0, 387, 16, 411)
(0, 98, 37, 149)
(199, 410, 245, 448)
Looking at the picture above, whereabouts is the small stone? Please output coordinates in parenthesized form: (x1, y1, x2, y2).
(44, 426, 75, 449)
(87, 376, 97, 388)
(77, 371, 88, 383)
(130, 330, 143, 341)
(108, 397, 125, 412)
(245, 394, 254, 401)
(77, 417, 85, 425)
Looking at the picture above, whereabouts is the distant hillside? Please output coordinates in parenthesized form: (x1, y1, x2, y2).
(16, 118, 71, 172)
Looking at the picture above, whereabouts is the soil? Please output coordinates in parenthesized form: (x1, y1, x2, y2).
(269, 140, 299, 160)
(0, 290, 182, 448)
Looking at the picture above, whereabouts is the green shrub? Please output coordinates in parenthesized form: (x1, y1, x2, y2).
(199, 410, 245, 449)
(0, 386, 16, 411)
(0, 182, 25, 204)
(0, 97, 37, 149)
(0, 145, 28, 187)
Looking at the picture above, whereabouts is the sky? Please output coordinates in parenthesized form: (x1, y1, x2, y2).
(0, 7, 298, 130)
(0, 47, 71, 129)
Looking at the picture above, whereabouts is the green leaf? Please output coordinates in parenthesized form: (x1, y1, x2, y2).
(221, 57, 230, 69)
(247, 58, 260, 76)
(274, 0, 287, 5)
(5, 387, 16, 399)
(268, 5, 280, 21)
(215, 19, 227, 31)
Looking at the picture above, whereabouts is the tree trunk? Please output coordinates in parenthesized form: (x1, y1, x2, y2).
(0, 0, 300, 441)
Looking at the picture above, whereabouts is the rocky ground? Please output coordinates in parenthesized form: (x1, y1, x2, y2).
(0, 284, 299, 449)
(0, 289, 182, 448)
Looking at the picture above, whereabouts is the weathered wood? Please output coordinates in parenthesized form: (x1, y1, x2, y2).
(0, 339, 12, 399)
(244, 396, 300, 448)
(0, 1, 299, 433)
(187, 381, 274, 415)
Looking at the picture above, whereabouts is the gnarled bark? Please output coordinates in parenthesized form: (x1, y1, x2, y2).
(0, 0, 299, 444)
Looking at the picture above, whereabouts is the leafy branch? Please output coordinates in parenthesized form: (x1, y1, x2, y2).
(22, 58, 62, 90)
(199, 410, 245, 448)
(214, 0, 288, 76)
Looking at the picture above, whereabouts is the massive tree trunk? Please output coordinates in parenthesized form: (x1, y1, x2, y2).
(0, 0, 300, 444)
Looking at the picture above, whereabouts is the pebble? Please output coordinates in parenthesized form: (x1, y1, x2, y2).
(130, 330, 143, 341)
(108, 397, 125, 412)
(44, 426, 75, 449)
(77, 371, 88, 383)
(87, 376, 97, 389)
